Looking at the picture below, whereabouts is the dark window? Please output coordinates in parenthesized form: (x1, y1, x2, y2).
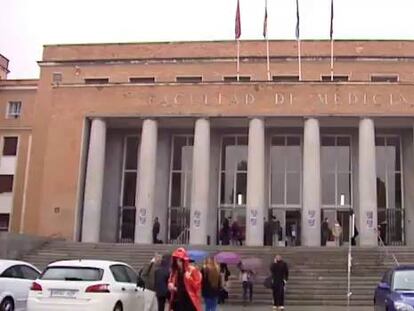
(371, 75, 398, 83)
(321, 75, 349, 82)
(0, 175, 13, 193)
(7, 101, 22, 119)
(129, 77, 155, 83)
(176, 76, 202, 83)
(0, 214, 9, 231)
(41, 267, 103, 281)
(1, 266, 23, 278)
(52, 73, 63, 83)
(272, 75, 300, 82)
(223, 76, 251, 82)
(20, 265, 40, 280)
(84, 78, 109, 84)
(110, 265, 135, 283)
(3, 137, 18, 156)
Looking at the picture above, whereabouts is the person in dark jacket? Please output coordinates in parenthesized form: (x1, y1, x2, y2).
(218, 263, 230, 304)
(270, 255, 289, 310)
(153, 217, 160, 244)
(154, 255, 170, 311)
(321, 218, 330, 246)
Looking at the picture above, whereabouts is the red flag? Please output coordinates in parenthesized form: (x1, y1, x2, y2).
(235, 0, 241, 39)
(263, 3, 268, 38)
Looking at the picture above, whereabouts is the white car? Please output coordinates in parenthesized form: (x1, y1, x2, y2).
(0, 259, 41, 311)
(27, 259, 156, 311)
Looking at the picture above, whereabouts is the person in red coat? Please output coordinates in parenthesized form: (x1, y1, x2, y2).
(168, 247, 202, 311)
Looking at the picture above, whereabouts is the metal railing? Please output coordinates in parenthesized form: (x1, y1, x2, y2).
(378, 231, 400, 266)
(170, 227, 190, 245)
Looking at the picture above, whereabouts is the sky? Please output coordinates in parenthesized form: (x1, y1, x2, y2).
(1, 0, 414, 79)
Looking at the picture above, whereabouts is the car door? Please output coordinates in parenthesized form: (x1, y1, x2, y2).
(19, 265, 40, 308)
(375, 270, 392, 311)
(123, 266, 146, 311)
(0, 265, 28, 310)
(110, 265, 138, 311)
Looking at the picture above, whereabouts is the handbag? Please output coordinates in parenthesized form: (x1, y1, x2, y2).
(263, 276, 273, 289)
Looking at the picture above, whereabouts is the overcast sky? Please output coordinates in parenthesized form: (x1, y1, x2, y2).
(1, 0, 414, 79)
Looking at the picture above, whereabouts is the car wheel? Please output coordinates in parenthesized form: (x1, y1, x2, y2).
(113, 302, 123, 311)
(0, 298, 14, 311)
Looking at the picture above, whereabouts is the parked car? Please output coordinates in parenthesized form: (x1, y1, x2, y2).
(374, 265, 414, 311)
(0, 259, 41, 311)
(27, 259, 156, 311)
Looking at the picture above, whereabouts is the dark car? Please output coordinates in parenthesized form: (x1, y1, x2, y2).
(374, 265, 414, 311)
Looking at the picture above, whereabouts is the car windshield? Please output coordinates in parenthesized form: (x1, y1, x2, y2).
(41, 266, 103, 281)
(393, 270, 414, 291)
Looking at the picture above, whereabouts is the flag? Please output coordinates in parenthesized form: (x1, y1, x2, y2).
(235, 0, 241, 39)
(263, 0, 268, 38)
(295, 0, 300, 40)
(330, 0, 334, 40)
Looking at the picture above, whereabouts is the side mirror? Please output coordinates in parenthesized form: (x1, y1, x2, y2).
(378, 282, 390, 291)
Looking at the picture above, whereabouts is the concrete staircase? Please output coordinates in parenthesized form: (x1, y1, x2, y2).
(20, 241, 412, 306)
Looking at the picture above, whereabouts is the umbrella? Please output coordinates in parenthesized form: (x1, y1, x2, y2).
(188, 250, 209, 263)
(215, 251, 241, 265)
(241, 257, 263, 271)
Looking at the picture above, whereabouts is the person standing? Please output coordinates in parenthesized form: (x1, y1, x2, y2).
(321, 218, 330, 246)
(168, 247, 202, 311)
(153, 217, 160, 244)
(231, 219, 241, 246)
(218, 263, 230, 304)
(201, 257, 221, 311)
(142, 253, 162, 291)
(220, 217, 231, 245)
(154, 255, 170, 311)
(332, 220, 343, 246)
(270, 255, 289, 311)
(240, 269, 254, 305)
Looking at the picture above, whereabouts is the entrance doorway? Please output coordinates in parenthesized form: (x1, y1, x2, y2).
(119, 206, 136, 243)
(218, 208, 246, 245)
(268, 209, 301, 246)
(322, 209, 351, 245)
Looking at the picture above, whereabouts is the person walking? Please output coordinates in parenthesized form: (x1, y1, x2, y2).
(240, 268, 254, 305)
(218, 263, 230, 304)
(201, 257, 221, 311)
(321, 218, 330, 246)
(154, 255, 170, 311)
(142, 253, 162, 291)
(168, 247, 202, 311)
(153, 217, 160, 244)
(270, 255, 289, 311)
(231, 219, 241, 246)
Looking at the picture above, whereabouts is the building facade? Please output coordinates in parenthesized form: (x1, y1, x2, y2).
(1, 40, 414, 247)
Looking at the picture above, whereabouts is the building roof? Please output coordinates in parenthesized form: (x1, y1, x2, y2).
(41, 40, 414, 63)
(0, 53, 10, 73)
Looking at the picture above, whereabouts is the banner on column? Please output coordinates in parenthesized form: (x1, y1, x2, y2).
(307, 210, 316, 227)
(193, 210, 201, 229)
(138, 208, 147, 226)
(366, 211, 374, 229)
(250, 209, 258, 226)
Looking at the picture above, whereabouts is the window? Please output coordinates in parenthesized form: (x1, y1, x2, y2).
(129, 77, 155, 83)
(321, 75, 349, 82)
(84, 78, 109, 84)
(0, 214, 9, 231)
(3, 137, 18, 156)
(270, 136, 302, 207)
(371, 75, 399, 83)
(7, 101, 22, 119)
(110, 265, 135, 283)
(223, 76, 251, 82)
(0, 175, 13, 193)
(176, 76, 202, 83)
(52, 72, 63, 83)
(20, 265, 40, 280)
(1, 266, 22, 278)
(41, 267, 103, 281)
(272, 75, 300, 82)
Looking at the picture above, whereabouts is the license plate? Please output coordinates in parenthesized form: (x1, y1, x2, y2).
(50, 289, 77, 298)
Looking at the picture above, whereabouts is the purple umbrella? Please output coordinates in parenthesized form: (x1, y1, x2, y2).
(214, 252, 241, 265)
(241, 257, 263, 271)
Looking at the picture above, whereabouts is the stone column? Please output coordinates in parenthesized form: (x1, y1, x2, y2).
(82, 118, 106, 242)
(135, 119, 158, 244)
(189, 118, 210, 245)
(246, 118, 265, 246)
(358, 118, 378, 246)
(302, 118, 321, 246)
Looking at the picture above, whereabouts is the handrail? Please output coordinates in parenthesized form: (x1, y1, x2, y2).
(171, 227, 190, 245)
(377, 232, 400, 266)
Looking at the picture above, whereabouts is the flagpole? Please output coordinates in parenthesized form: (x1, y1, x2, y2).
(265, 0, 270, 81)
(330, 39, 334, 81)
(237, 39, 240, 81)
(298, 39, 302, 81)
